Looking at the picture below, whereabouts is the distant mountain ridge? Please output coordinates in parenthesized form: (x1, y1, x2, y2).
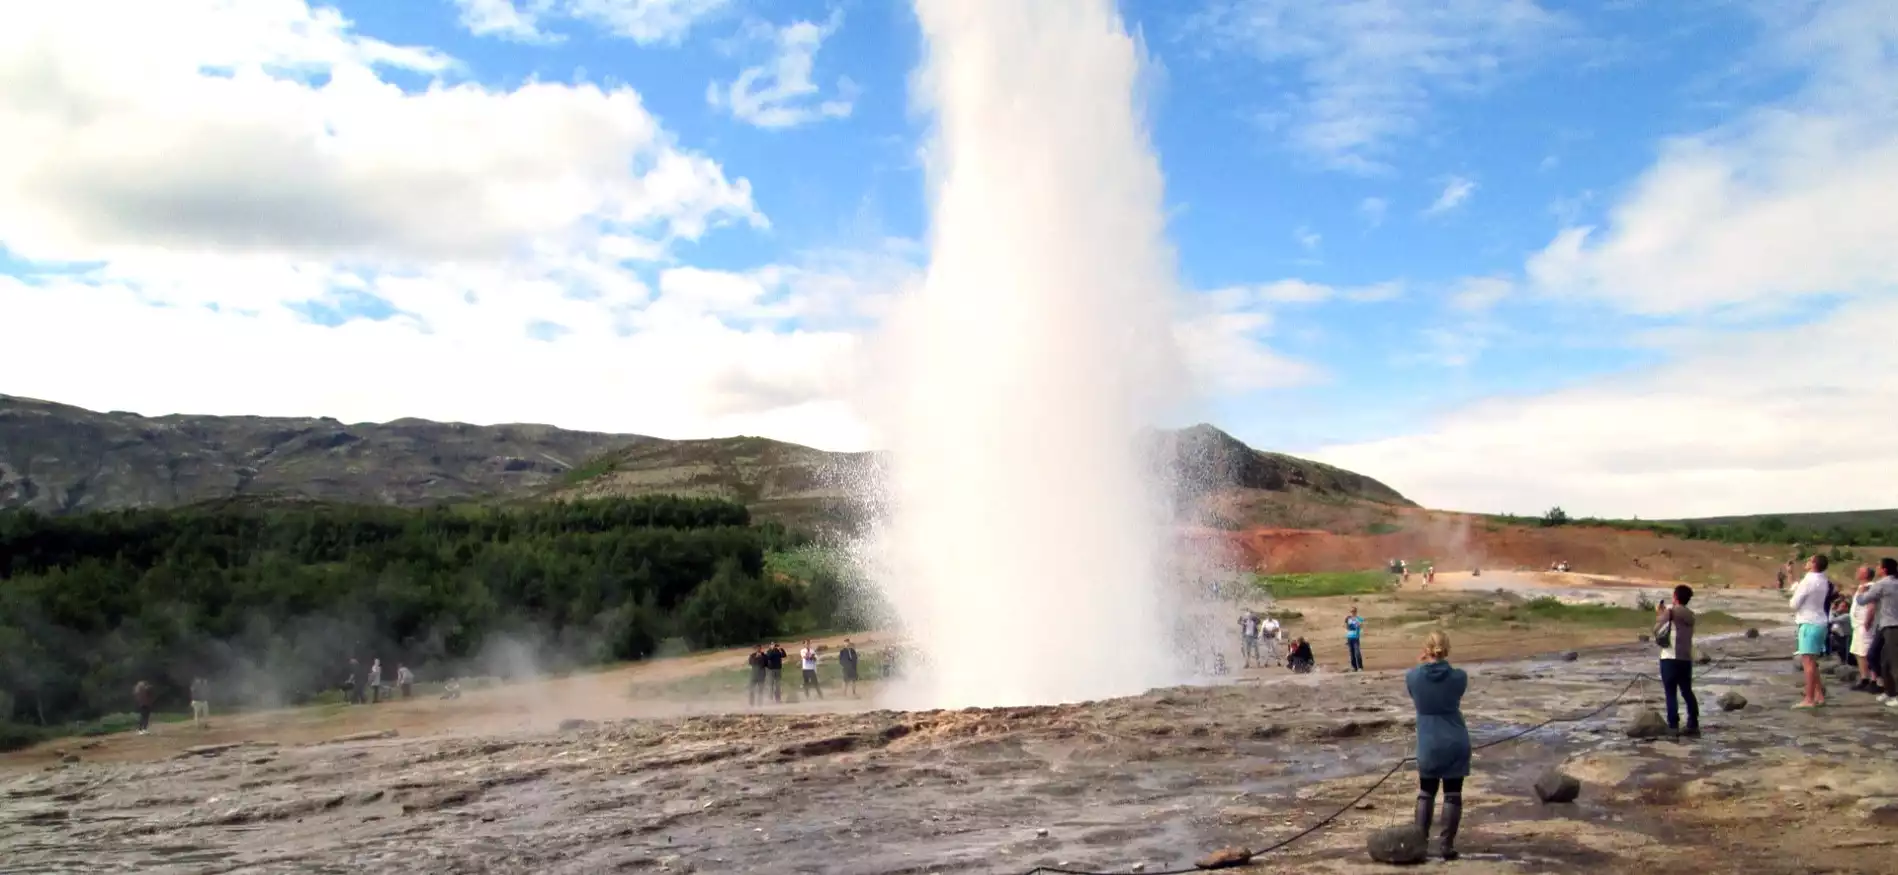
(0, 394, 1413, 527)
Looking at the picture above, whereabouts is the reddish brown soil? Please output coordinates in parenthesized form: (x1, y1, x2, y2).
(1182, 508, 1865, 588)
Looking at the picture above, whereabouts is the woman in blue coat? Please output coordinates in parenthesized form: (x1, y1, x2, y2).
(1406, 630, 1471, 860)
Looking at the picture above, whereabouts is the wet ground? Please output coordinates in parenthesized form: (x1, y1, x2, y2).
(6, 629, 1897, 874)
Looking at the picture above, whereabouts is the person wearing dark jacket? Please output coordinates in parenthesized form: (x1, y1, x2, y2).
(763, 643, 787, 703)
(1406, 631, 1471, 861)
(133, 680, 156, 734)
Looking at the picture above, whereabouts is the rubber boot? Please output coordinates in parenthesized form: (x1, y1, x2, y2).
(1439, 792, 1462, 861)
(1414, 791, 1435, 837)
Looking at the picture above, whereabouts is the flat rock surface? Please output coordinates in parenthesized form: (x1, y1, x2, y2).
(4, 635, 1896, 874)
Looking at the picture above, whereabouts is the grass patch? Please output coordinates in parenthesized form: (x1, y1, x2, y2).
(1254, 571, 1395, 599)
(1365, 522, 1403, 536)
(560, 453, 621, 486)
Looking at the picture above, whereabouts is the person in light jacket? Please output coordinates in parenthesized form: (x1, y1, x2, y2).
(1406, 631, 1471, 861)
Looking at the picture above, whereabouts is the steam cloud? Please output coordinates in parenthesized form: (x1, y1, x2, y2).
(863, 0, 1192, 707)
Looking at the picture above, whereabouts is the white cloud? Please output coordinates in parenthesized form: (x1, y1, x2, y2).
(1314, 296, 1898, 517)
(1526, 0, 1898, 315)
(0, 1, 762, 267)
(1359, 196, 1388, 227)
(1293, 225, 1321, 252)
(1229, 279, 1406, 305)
(1447, 275, 1511, 312)
(1174, 289, 1323, 394)
(1313, 1, 1898, 517)
(0, 1, 878, 449)
(708, 14, 858, 129)
(1424, 176, 1476, 215)
(452, 0, 557, 42)
(1185, 0, 1570, 172)
(3, 269, 873, 450)
(452, 0, 731, 45)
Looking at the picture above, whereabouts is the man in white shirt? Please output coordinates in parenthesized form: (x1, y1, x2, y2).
(1261, 616, 1283, 666)
(1853, 557, 1898, 706)
(799, 641, 825, 700)
(1788, 555, 1833, 709)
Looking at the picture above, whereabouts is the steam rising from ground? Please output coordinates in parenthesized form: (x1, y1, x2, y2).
(861, 0, 1190, 708)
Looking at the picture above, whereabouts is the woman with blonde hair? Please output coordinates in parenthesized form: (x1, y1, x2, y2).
(1406, 630, 1471, 860)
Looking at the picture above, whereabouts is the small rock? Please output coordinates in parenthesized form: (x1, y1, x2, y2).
(1745, 628, 1760, 639)
(1131, 865, 1145, 873)
(1195, 847, 1253, 870)
(1561, 651, 1579, 662)
(1355, 801, 1376, 811)
(1367, 825, 1428, 864)
(1533, 770, 1582, 804)
(557, 718, 596, 732)
(1637, 634, 1651, 644)
(1036, 828, 1049, 838)
(1717, 691, 1747, 712)
(1625, 708, 1670, 740)
(1696, 652, 1713, 666)
(1855, 797, 1898, 826)
(59, 753, 80, 764)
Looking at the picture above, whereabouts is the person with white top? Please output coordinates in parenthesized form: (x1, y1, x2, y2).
(799, 640, 824, 700)
(1852, 557, 1898, 706)
(1261, 616, 1283, 666)
(1848, 566, 1879, 693)
(1788, 555, 1834, 709)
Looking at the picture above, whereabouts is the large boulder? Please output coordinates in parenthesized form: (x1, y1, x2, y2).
(1717, 691, 1747, 712)
(1625, 708, 1670, 740)
(1533, 770, 1582, 804)
(1367, 825, 1428, 864)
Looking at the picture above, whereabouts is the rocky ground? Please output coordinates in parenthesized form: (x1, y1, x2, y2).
(6, 628, 1896, 875)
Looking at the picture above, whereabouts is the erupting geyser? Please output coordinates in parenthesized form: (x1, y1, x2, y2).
(867, 0, 1190, 708)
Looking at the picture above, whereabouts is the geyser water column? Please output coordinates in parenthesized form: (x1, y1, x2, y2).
(870, 0, 1189, 708)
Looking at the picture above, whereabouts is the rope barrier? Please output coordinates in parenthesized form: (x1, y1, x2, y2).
(1019, 647, 1773, 875)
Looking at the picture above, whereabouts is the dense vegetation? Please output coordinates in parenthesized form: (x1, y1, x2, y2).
(0, 496, 846, 738)
(1500, 506, 1898, 551)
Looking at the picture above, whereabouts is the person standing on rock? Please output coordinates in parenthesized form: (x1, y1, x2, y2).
(189, 676, 210, 729)
(838, 639, 860, 697)
(1852, 557, 1898, 707)
(1261, 615, 1283, 666)
(1789, 555, 1834, 708)
(1406, 631, 1469, 861)
(1654, 584, 1700, 737)
(747, 644, 769, 707)
(764, 643, 787, 703)
(1239, 611, 1260, 668)
(799, 640, 825, 700)
(1344, 607, 1365, 672)
(133, 680, 155, 735)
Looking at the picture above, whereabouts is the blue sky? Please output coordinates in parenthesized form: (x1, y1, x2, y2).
(1, 0, 1893, 517)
